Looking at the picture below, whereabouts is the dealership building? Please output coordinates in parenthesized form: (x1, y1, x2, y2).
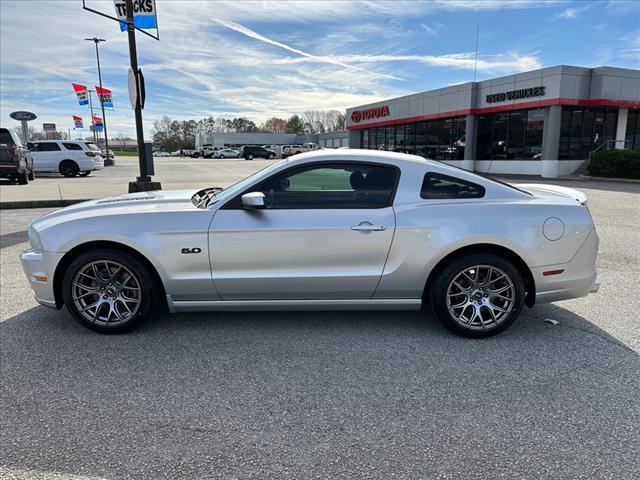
(346, 65, 640, 177)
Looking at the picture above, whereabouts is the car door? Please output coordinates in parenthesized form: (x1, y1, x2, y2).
(32, 142, 62, 172)
(209, 162, 399, 300)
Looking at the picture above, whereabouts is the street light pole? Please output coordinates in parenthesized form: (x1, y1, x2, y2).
(87, 90, 97, 144)
(85, 37, 113, 166)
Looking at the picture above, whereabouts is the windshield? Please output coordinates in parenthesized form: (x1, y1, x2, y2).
(206, 160, 287, 206)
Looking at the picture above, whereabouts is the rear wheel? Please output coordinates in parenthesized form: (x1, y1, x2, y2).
(17, 171, 29, 185)
(60, 160, 80, 177)
(28, 170, 35, 181)
(246, 154, 253, 160)
(430, 254, 524, 338)
(268, 153, 275, 159)
(62, 249, 155, 333)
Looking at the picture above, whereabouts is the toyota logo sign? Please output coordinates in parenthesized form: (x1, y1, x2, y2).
(350, 105, 390, 123)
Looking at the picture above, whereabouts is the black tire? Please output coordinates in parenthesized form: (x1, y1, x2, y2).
(269, 153, 275, 159)
(62, 249, 156, 334)
(429, 253, 525, 338)
(60, 160, 80, 177)
(17, 171, 29, 185)
(78, 171, 91, 177)
(247, 154, 253, 160)
(28, 170, 35, 181)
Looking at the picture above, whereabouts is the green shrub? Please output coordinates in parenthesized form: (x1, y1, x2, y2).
(587, 149, 640, 179)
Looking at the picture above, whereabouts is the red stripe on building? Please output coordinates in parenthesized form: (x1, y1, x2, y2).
(346, 98, 640, 130)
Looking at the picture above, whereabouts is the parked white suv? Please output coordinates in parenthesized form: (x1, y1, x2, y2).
(29, 141, 104, 177)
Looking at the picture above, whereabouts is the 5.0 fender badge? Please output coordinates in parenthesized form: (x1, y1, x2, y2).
(181, 248, 202, 254)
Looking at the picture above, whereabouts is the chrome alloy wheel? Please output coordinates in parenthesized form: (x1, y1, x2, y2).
(446, 265, 515, 330)
(71, 260, 142, 326)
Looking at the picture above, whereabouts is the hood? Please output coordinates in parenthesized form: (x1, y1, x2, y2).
(514, 183, 588, 205)
(32, 189, 200, 231)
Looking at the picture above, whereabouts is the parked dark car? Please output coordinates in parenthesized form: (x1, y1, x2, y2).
(239, 146, 276, 160)
(0, 128, 34, 184)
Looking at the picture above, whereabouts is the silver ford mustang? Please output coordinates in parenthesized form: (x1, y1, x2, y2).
(20, 150, 599, 337)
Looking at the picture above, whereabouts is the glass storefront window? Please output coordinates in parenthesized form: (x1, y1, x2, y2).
(525, 109, 544, 159)
(405, 123, 416, 153)
(625, 110, 640, 150)
(507, 111, 525, 159)
(415, 122, 426, 157)
(477, 108, 545, 160)
(559, 106, 619, 159)
(395, 125, 405, 152)
(425, 120, 439, 159)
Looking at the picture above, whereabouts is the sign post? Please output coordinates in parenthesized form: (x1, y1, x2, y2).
(81, 0, 160, 192)
(9, 111, 37, 144)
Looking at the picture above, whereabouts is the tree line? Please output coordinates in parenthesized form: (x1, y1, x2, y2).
(152, 110, 345, 152)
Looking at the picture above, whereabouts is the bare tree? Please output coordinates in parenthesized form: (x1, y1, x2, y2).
(13, 126, 37, 144)
(113, 133, 132, 151)
(302, 110, 346, 134)
(260, 117, 287, 133)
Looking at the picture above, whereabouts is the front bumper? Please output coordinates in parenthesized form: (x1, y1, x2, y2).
(19, 249, 60, 308)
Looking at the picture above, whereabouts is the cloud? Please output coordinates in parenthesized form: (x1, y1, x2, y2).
(420, 23, 439, 36)
(273, 52, 542, 74)
(210, 18, 404, 81)
(557, 8, 577, 18)
(552, 3, 593, 20)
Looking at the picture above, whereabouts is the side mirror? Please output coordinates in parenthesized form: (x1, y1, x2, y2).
(241, 191, 265, 209)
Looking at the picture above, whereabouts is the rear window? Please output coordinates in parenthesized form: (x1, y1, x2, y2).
(63, 142, 83, 150)
(421, 172, 485, 199)
(84, 142, 100, 151)
(0, 129, 13, 144)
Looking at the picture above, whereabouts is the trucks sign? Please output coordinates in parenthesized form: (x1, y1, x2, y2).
(114, 0, 157, 31)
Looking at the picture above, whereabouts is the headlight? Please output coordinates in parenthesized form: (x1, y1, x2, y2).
(27, 224, 43, 251)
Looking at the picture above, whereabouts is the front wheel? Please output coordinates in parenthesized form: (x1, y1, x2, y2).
(62, 249, 156, 333)
(429, 254, 525, 338)
(28, 170, 35, 181)
(246, 154, 253, 160)
(78, 171, 91, 177)
(268, 153, 275, 159)
(60, 161, 79, 177)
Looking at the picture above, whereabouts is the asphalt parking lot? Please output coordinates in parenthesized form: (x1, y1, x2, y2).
(1, 179, 639, 479)
(0, 156, 277, 205)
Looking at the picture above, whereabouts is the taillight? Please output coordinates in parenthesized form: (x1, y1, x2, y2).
(11, 144, 18, 155)
(85, 151, 97, 157)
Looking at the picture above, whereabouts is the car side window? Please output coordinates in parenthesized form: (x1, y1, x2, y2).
(62, 142, 83, 150)
(421, 172, 485, 199)
(34, 143, 61, 152)
(256, 163, 398, 209)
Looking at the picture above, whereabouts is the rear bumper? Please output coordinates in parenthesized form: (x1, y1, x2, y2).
(0, 163, 24, 175)
(533, 228, 599, 304)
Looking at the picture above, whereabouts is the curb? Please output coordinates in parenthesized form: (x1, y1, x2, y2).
(571, 175, 640, 184)
(0, 199, 90, 210)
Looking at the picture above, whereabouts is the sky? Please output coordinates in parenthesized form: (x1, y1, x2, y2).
(1, 0, 639, 139)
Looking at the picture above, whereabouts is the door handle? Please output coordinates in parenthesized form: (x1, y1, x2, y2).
(351, 222, 386, 232)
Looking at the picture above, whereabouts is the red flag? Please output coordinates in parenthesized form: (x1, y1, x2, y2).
(95, 86, 113, 107)
(72, 83, 89, 106)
